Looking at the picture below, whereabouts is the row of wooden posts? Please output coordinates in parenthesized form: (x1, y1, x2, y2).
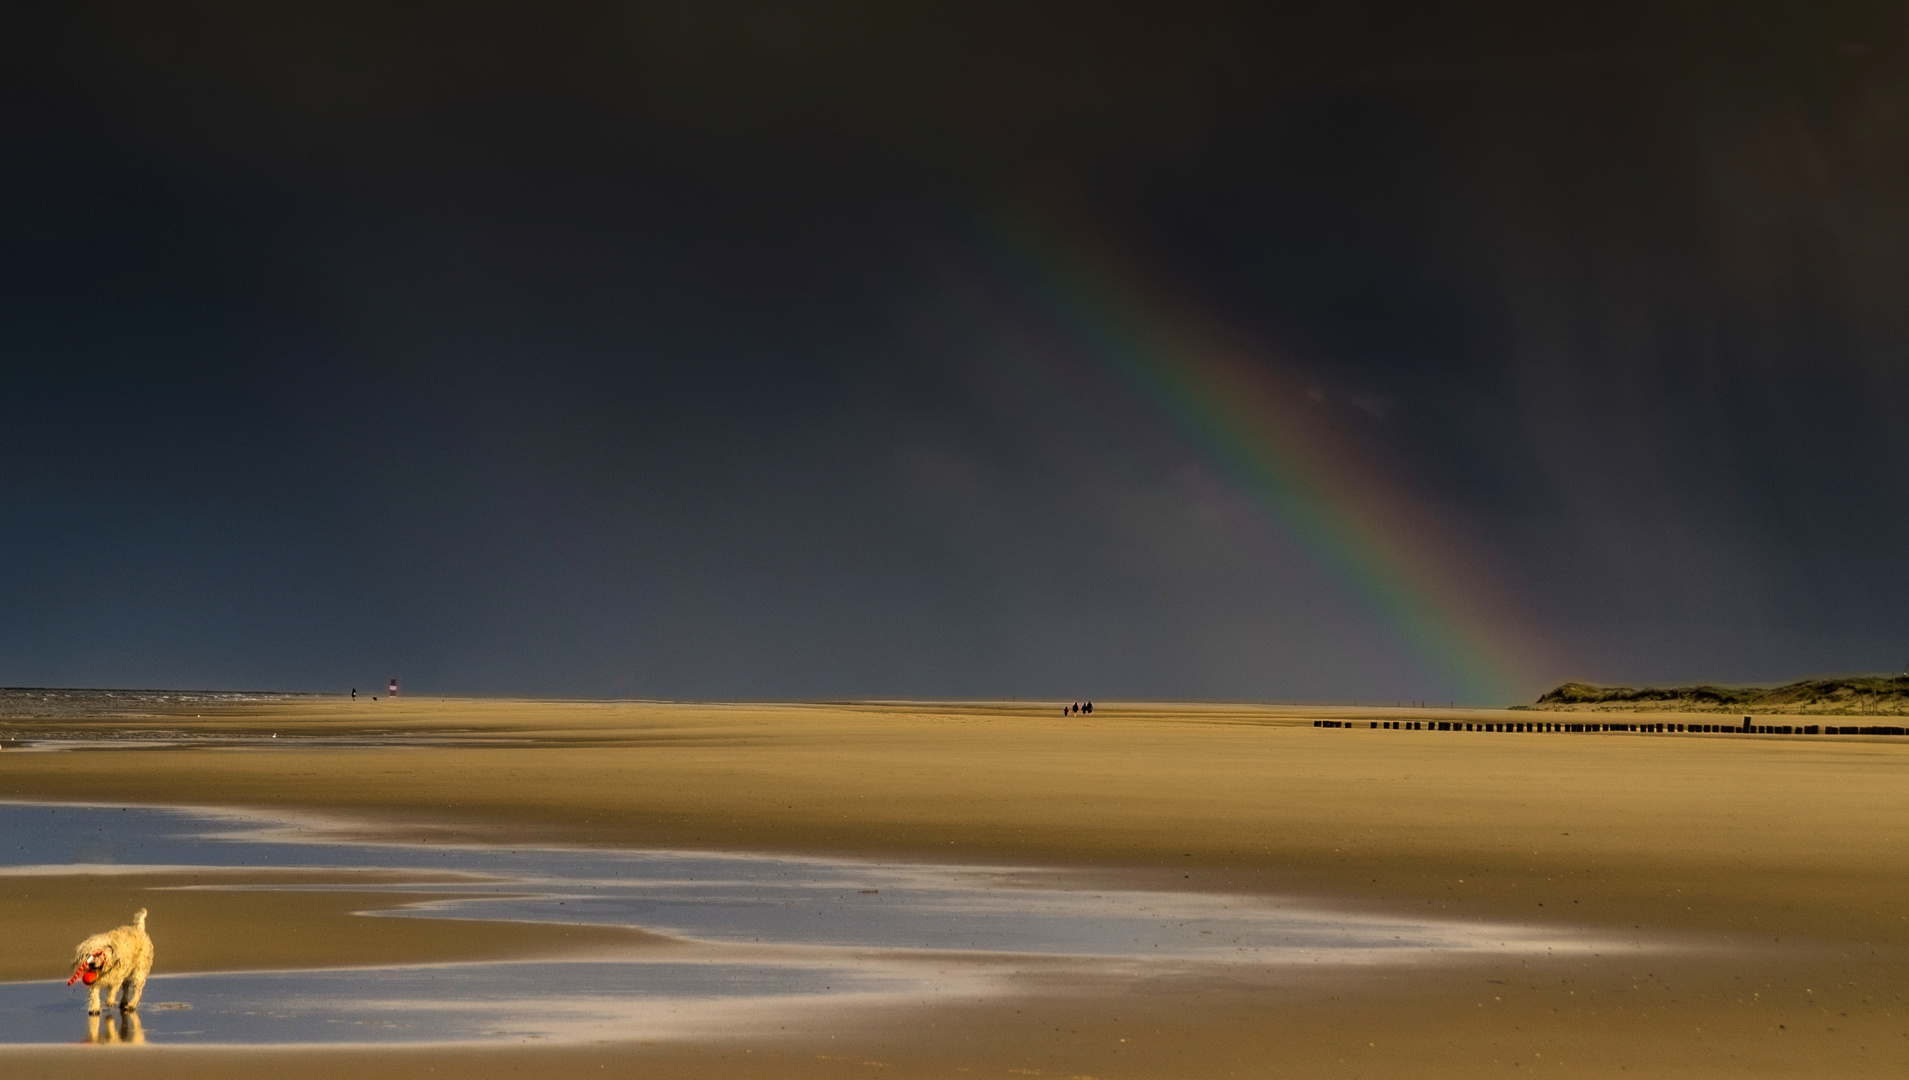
(1312, 718, 1909, 735)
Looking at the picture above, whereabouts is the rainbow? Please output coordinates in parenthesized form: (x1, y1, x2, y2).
(955, 208, 1557, 704)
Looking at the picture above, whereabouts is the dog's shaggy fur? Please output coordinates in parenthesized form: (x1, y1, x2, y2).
(69, 908, 153, 1015)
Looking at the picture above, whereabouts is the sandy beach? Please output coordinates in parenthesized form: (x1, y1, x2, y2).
(2, 698, 1905, 1077)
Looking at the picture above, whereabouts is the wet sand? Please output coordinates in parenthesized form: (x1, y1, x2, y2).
(2, 698, 1906, 1076)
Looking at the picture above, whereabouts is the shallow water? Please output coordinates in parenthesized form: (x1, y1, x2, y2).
(0, 687, 311, 719)
(0, 960, 948, 1046)
(0, 801, 1619, 1046)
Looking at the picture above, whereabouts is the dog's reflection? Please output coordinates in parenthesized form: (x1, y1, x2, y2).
(82, 1009, 145, 1044)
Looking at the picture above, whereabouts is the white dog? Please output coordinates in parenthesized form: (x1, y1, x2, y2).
(69, 908, 153, 1015)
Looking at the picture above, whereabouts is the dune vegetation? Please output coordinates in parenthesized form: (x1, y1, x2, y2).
(1529, 675, 1909, 714)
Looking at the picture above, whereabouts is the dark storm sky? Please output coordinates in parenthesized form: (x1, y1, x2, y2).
(2, 2, 1904, 703)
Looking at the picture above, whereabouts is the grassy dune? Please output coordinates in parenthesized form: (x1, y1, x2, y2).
(1529, 675, 1909, 715)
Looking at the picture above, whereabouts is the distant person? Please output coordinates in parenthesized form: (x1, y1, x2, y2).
(351, 688, 356, 700)
(1084, 701, 1093, 714)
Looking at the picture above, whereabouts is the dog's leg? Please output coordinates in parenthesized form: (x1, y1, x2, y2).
(99, 976, 122, 1016)
(122, 964, 147, 1011)
(85, 982, 102, 1016)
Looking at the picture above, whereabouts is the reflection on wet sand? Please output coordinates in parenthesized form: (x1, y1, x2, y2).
(82, 1010, 142, 1045)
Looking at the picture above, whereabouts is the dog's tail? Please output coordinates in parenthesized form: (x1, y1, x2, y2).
(133, 908, 147, 931)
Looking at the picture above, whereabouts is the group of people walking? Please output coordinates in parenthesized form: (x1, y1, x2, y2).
(1064, 701, 1094, 715)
